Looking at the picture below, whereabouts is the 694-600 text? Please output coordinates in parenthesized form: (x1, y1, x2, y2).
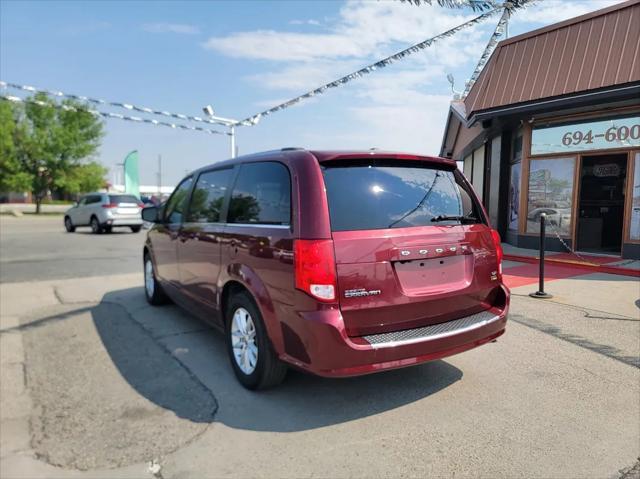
(562, 124, 640, 147)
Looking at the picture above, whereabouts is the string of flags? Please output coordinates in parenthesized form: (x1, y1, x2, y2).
(0, 94, 229, 136)
(400, 0, 498, 11)
(463, 1, 531, 95)
(1, 1, 534, 132)
(0, 80, 237, 127)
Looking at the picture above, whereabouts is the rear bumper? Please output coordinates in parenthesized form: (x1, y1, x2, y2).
(279, 299, 508, 378)
(102, 217, 143, 226)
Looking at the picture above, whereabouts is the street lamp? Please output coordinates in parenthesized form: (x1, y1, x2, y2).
(202, 105, 242, 159)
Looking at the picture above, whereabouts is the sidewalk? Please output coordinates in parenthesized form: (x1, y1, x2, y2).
(502, 256, 640, 320)
(0, 204, 70, 214)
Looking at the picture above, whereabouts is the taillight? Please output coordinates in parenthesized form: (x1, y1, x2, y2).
(294, 239, 337, 302)
(102, 203, 117, 209)
(137, 202, 144, 208)
(490, 229, 503, 276)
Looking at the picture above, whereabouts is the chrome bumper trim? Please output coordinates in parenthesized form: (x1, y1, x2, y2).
(362, 310, 501, 349)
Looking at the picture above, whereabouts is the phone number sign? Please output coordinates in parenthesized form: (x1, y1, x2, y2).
(531, 115, 640, 155)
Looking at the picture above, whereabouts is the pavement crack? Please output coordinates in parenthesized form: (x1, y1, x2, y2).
(52, 286, 64, 304)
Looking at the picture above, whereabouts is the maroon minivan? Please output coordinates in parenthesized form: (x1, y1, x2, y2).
(142, 149, 509, 389)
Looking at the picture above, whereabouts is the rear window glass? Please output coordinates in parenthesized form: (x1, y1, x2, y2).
(108, 195, 139, 204)
(321, 160, 482, 232)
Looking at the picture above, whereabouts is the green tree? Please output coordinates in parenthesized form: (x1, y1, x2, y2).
(0, 101, 31, 193)
(56, 161, 108, 196)
(0, 93, 105, 212)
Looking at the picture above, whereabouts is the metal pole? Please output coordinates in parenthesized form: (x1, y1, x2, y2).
(530, 213, 553, 299)
(157, 154, 162, 195)
(230, 126, 236, 159)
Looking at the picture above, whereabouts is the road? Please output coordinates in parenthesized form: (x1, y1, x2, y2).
(0, 216, 146, 283)
(1, 216, 639, 479)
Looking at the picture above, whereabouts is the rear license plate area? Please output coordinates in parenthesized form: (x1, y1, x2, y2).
(394, 255, 471, 294)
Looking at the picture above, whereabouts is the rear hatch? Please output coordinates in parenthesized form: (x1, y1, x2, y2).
(108, 194, 142, 216)
(320, 157, 502, 337)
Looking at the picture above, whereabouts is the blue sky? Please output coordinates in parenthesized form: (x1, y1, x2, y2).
(0, 0, 623, 186)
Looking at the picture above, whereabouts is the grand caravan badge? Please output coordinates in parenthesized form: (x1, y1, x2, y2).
(345, 288, 382, 298)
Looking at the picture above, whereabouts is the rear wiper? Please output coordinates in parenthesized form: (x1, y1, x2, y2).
(431, 215, 477, 223)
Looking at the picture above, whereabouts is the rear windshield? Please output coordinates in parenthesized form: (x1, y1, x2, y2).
(108, 195, 139, 204)
(321, 160, 483, 232)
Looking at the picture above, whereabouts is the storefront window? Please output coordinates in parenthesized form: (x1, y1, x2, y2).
(631, 153, 640, 241)
(508, 162, 521, 231)
(508, 129, 523, 232)
(526, 157, 575, 236)
(531, 115, 640, 155)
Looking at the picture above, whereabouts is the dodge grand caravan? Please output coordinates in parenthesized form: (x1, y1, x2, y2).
(142, 149, 509, 389)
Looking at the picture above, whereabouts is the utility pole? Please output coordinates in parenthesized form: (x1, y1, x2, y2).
(157, 154, 162, 195)
(230, 126, 236, 159)
(116, 162, 124, 192)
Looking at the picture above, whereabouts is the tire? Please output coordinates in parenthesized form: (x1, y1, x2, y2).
(90, 216, 102, 234)
(225, 291, 287, 390)
(64, 216, 75, 233)
(143, 253, 169, 305)
(131, 226, 142, 233)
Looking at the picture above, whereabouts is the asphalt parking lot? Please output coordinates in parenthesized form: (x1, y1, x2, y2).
(1, 216, 639, 479)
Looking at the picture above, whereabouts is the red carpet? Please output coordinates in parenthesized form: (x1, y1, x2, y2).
(502, 262, 590, 289)
(546, 252, 620, 265)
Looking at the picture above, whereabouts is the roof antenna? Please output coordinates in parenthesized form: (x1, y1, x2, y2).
(446, 73, 462, 100)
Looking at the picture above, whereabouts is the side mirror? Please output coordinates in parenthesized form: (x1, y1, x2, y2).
(142, 205, 160, 223)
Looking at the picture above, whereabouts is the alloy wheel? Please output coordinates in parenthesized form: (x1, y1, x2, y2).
(144, 259, 155, 298)
(230, 307, 258, 375)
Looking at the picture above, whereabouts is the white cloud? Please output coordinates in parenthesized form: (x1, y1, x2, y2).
(245, 59, 362, 91)
(289, 19, 321, 26)
(142, 23, 200, 35)
(203, 30, 368, 61)
(202, 1, 485, 63)
(510, 0, 624, 25)
(202, 0, 617, 155)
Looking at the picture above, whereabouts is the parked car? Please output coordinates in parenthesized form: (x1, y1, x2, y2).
(141, 149, 509, 389)
(64, 193, 144, 234)
(527, 207, 571, 227)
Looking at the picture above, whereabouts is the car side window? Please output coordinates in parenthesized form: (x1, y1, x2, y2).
(228, 162, 291, 225)
(87, 195, 102, 204)
(187, 169, 232, 223)
(164, 177, 193, 224)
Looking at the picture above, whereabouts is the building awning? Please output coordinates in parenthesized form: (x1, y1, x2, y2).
(464, 0, 640, 124)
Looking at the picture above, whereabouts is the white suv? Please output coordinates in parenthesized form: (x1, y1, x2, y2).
(64, 193, 143, 234)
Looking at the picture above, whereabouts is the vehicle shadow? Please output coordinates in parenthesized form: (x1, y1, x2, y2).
(92, 287, 464, 432)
